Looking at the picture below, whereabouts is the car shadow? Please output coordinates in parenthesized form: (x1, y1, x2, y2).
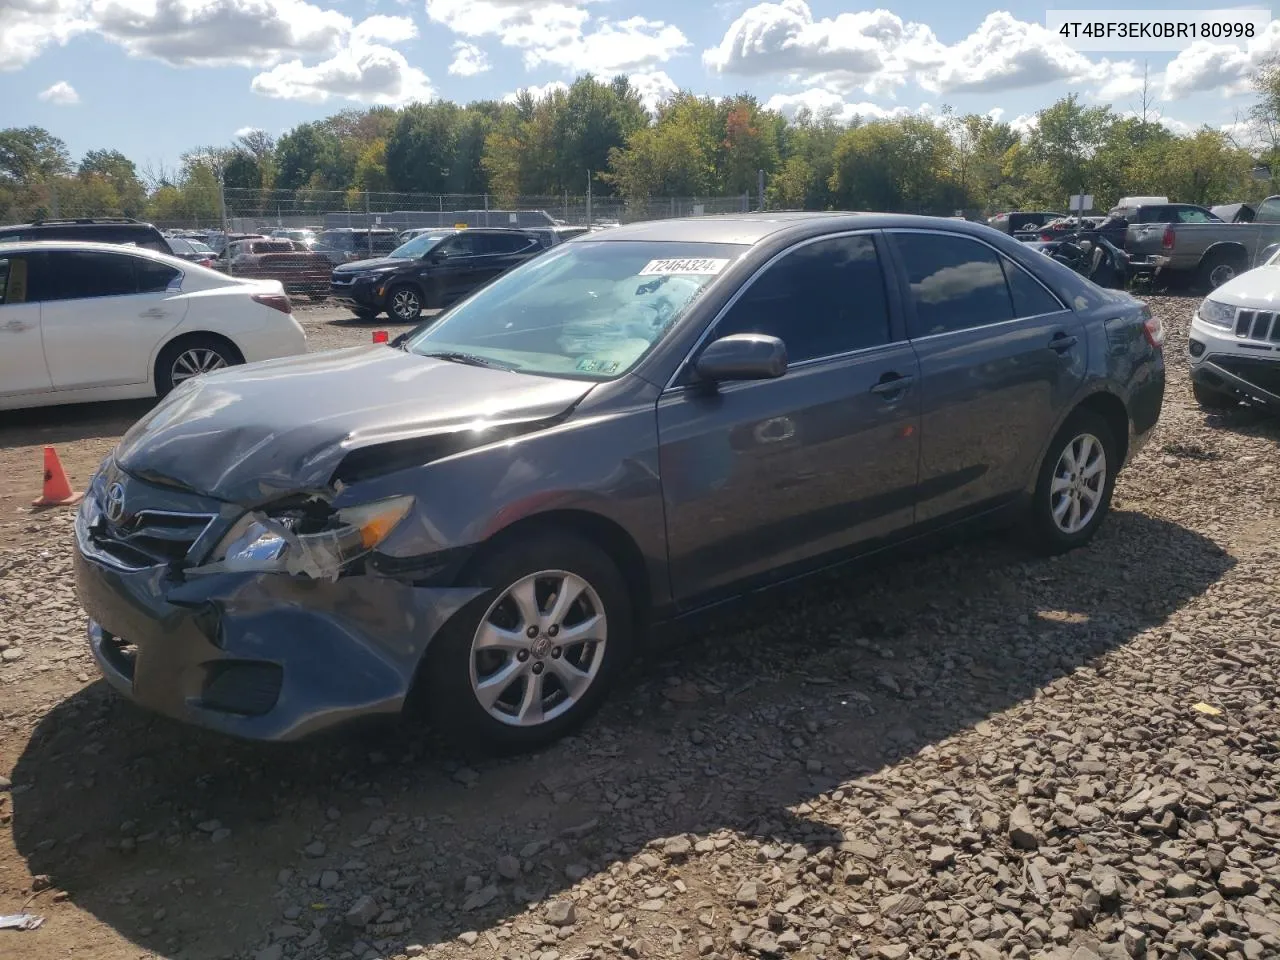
(10, 510, 1233, 960)
(0, 399, 155, 449)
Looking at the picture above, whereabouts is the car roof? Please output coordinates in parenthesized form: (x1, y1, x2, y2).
(0, 239, 183, 262)
(588, 211, 1011, 245)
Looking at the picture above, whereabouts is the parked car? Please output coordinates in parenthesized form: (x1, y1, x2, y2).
(988, 211, 1066, 239)
(165, 235, 217, 267)
(330, 227, 545, 321)
(1187, 251, 1280, 413)
(0, 216, 173, 253)
(215, 238, 332, 298)
(70, 212, 1164, 749)
(271, 228, 318, 247)
(1096, 198, 1220, 248)
(1130, 208, 1280, 289)
(0, 240, 306, 411)
(314, 228, 400, 266)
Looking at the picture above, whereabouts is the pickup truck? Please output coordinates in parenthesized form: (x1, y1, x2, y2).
(1129, 195, 1280, 289)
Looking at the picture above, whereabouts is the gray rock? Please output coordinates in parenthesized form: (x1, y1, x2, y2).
(546, 900, 577, 927)
(496, 855, 522, 880)
(736, 881, 760, 907)
(304, 840, 326, 858)
(458, 931, 479, 945)
(929, 845, 956, 869)
(320, 870, 340, 890)
(879, 893, 924, 918)
(1219, 871, 1258, 896)
(1166, 874, 1198, 898)
(345, 895, 378, 928)
(664, 836, 692, 859)
(462, 885, 498, 911)
(255, 946, 283, 960)
(1008, 804, 1041, 850)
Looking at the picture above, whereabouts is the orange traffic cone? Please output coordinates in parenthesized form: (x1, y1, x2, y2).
(31, 446, 83, 508)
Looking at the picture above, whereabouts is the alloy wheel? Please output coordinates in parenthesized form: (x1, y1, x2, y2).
(170, 348, 227, 385)
(392, 289, 421, 320)
(469, 570, 607, 727)
(1049, 432, 1107, 535)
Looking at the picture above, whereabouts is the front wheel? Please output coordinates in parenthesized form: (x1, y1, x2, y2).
(1026, 410, 1118, 554)
(387, 284, 423, 322)
(417, 532, 633, 753)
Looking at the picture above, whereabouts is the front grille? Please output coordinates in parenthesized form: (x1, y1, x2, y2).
(87, 508, 215, 570)
(1233, 309, 1280, 345)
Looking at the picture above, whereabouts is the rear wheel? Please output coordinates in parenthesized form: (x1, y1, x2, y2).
(1199, 250, 1246, 290)
(1192, 380, 1239, 410)
(1026, 410, 1118, 554)
(155, 335, 242, 396)
(418, 532, 632, 753)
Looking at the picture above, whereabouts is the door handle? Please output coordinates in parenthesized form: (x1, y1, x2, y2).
(139, 308, 167, 319)
(1049, 332, 1079, 353)
(869, 373, 914, 397)
(3, 319, 31, 333)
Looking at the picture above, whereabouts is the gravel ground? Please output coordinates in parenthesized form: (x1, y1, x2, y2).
(0, 296, 1277, 960)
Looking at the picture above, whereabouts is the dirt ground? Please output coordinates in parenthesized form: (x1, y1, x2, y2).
(0, 297, 1277, 960)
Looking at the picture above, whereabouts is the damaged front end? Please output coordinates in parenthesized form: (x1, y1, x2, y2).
(72, 465, 485, 741)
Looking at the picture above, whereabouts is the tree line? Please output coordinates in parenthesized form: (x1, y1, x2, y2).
(4, 69, 1280, 225)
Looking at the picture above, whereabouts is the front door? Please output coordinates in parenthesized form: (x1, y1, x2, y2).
(34, 250, 188, 390)
(0, 253, 51, 398)
(884, 230, 1086, 525)
(658, 231, 922, 606)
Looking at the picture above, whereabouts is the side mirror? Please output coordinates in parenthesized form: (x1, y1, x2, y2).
(389, 332, 410, 348)
(694, 334, 787, 383)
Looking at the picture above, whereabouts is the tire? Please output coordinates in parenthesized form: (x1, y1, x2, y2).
(1192, 380, 1238, 410)
(1199, 251, 1246, 290)
(352, 308, 379, 321)
(154, 335, 241, 397)
(1026, 409, 1119, 554)
(387, 284, 423, 322)
(418, 532, 633, 754)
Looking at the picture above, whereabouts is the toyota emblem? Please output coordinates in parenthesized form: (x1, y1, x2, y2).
(104, 482, 126, 523)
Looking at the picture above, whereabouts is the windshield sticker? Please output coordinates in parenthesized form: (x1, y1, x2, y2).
(638, 258, 730, 276)
(576, 358, 621, 374)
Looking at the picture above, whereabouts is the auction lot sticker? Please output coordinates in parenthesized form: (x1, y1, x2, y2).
(638, 258, 731, 276)
(1046, 10, 1269, 51)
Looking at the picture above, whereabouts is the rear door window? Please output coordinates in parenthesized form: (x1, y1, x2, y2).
(890, 232, 1015, 338)
(1001, 256, 1065, 318)
(137, 259, 181, 294)
(0, 256, 31, 304)
(34, 251, 138, 301)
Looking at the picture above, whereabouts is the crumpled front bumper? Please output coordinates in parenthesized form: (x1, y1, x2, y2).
(73, 500, 483, 742)
(1188, 318, 1280, 412)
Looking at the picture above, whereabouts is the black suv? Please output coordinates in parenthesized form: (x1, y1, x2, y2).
(330, 227, 547, 321)
(0, 217, 172, 253)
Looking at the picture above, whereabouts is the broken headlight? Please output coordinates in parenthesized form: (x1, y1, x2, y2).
(198, 495, 414, 579)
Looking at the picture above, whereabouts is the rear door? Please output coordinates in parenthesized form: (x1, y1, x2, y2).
(35, 251, 188, 390)
(0, 252, 52, 398)
(885, 229, 1085, 525)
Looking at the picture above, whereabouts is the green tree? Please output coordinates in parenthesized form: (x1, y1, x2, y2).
(1025, 94, 1114, 207)
(78, 148, 147, 215)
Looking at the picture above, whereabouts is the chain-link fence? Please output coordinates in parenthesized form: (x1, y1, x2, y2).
(2, 185, 759, 232)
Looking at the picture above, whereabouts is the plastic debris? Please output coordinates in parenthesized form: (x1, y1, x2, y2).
(0, 913, 45, 931)
(1192, 702, 1222, 716)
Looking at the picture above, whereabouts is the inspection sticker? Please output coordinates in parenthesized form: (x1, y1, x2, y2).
(638, 257, 730, 276)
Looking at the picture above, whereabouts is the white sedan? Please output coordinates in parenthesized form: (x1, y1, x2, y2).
(0, 240, 308, 411)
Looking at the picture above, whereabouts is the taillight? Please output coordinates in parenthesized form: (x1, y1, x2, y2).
(1161, 225, 1175, 250)
(253, 293, 292, 314)
(1140, 304, 1164, 350)
(198, 258, 214, 267)
(1040, 232, 1052, 241)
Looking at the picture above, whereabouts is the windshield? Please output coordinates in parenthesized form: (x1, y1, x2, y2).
(390, 232, 451, 259)
(405, 240, 746, 380)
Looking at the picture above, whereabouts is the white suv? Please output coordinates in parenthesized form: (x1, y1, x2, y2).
(1189, 256, 1280, 414)
(0, 240, 307, 411)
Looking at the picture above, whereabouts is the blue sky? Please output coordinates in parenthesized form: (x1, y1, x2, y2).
(2, 1, 1276, 173)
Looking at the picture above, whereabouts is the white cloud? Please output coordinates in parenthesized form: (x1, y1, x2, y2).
(1009, 113, 1038, 135)
(923, 12, 1092, 94)
(234, 125, 264, 138)
(427, 0, 688, 77)
(502, 79, 569, 103)
(629, 70, 679, 112)
(764, 88, 927, 125)
(0, 0, 92, 71)
(1091, 61, 1156, 103)
(1161, 20, 1280, 100)
(38, 80, 80, 104)
(448, 41, 490, 76)
(252, 44, 432, 104)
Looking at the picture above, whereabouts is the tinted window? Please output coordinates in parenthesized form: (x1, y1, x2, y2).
(168, 237, 193, 255)
(371, 233, 398, 253)
(1256, 197, 1280, 222)
(1001, 256, 1064, 318)
(440, 233, 480, 256)
(890, 232, 1013, 338)
(36, 251, 137, 301)
(137, 259, 181, 294)
(712, 234, 891, 362)
(485, 233, 538, 254)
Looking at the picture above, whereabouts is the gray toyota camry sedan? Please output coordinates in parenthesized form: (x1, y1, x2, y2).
(72, 212, 1165, 751)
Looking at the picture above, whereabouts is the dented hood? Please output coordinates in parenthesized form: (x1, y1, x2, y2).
(114, 346, 592, 504)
